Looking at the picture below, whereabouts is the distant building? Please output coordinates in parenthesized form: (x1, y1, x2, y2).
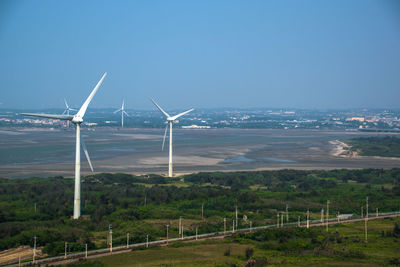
(181, 124, 211, 129)
(345, 117, 365, 122)
(365, 116, 379, 122)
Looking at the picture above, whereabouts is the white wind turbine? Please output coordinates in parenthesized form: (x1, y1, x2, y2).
(63, 99, 77, 127)
(21, 72, 107, 219)
(150, 98, 194, 177)
(114, 100, 129, 128)
(63, 98, 77, 116)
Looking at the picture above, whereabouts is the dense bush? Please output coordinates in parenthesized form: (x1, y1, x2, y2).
(1, 168, 400, 254)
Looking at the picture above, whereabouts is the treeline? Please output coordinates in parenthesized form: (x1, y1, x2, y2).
(184, 168, 400, 187)
(1, 169, 400, 256)
(346, 136, 400, 157)
(0, 173, 256, 253)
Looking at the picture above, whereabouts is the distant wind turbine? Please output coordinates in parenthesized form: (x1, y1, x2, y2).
(63, 99, 77, 116)
(150, 98, 194, 177)
(21, 72, 107, 219)
(114, 100, 129, 128)
(63, 99, 77, 127)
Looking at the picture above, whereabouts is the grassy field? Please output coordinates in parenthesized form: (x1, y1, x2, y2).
(65, 217, 400, 267)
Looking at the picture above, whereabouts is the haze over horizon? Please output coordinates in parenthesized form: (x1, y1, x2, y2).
(0, 0, 399, 110)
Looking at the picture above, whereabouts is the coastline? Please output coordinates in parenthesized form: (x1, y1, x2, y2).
(2, 128, 400, 178)
(329, 139, 400, 161)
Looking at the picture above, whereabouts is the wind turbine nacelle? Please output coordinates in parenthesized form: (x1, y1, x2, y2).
(167, 118, 175, 122)
(72, 116, 83, 123)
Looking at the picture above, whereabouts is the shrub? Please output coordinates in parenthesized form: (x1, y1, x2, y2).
(389, 258, 400, 265)
(394, 223, 400, 238)
(245, 247, 254, 260)
(224, 246, 231, 256)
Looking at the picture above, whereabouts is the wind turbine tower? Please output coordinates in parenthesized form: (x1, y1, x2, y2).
(114, 100, 129, 127)
(22, 72, 107, 219)
(150, 98, 194, 177)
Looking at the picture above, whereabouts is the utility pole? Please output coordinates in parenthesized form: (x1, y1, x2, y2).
(321, 208, 324, 226)
(281, 213, 284, 227)
(179, 216, 182, 236)
(196, 226, 198, 240)
(18, 255, 21, 267)
(233, 220, 235, 233)
(337, 211, 340, 223)
(166, 225, 169, 246)
(85, 243, 88, 259)
(250, 221, 252, 232)
(376, 208, 378, 218)
(223, 217, 227, 234)
(109, 224, 113, 254)
(277, 213, 279, 228)
(146, 235, 149, 248)
(181, 225, 184, 239)
(235, 205, 238, 230)
(326, 200, 330, 232)
(365, 196, 368, 243)
(307, 209, 310, 229)
(127, 233, 130, 248)
(286, 204, 289, 223)
(298, 216, 300, 227)
(64, 241, 67, 259)
(201, 203, 204, 220)
(33, 235, 37, 264)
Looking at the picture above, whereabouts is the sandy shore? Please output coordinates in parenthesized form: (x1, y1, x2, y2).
(329, 140, 353, 157)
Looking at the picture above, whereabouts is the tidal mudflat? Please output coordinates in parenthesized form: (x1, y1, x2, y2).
(0, 127, 399, 178)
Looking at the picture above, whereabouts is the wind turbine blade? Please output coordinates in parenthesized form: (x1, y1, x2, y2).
(21, 113, 74, 120)
(123, 111, 130, 117)
(150, 98, 170, 118)
(64, 98, 69, 109)
(62, 110, 67, 115)
(161, 123, 168, 151)
(113, 108, 122, 114)
(76, 72, 107, 118)
(69, 108, 78, 111)
(170, 108, 194, 121)
(81, 137, 94, 172)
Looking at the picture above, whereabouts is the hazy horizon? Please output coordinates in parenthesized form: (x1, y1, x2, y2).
(2, 106, 400, 113)
(1, 0, 400, 110)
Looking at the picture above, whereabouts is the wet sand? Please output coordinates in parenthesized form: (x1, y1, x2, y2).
(0, 127, 399, 178)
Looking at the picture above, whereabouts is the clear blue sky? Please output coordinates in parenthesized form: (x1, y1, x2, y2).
(0, 0, 399, 110)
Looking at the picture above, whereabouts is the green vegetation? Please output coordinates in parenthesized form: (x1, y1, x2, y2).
(0, 169, 400, 260)
(66, 217, 400, 266)
(346, 136, 400, 157)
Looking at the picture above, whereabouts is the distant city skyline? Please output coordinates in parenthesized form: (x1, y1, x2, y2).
(1, 0, 399, 110)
